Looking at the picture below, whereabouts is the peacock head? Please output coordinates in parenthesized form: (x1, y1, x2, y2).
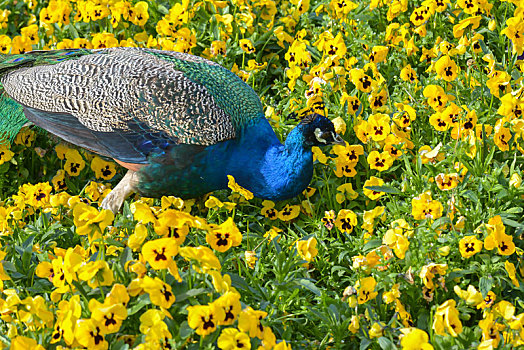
(297, 113, 345, 147)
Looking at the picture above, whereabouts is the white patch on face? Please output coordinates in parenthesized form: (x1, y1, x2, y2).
(314, 128, 327, 144)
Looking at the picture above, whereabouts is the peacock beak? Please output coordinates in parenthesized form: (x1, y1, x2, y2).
(331, 132, 346, 145)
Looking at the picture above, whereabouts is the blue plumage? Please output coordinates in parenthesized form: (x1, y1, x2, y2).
(0, 48, 344, 211)
(138, 115, 341, 201)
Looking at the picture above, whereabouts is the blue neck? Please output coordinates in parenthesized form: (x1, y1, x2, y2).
(228, 119, 313, 200)
(135, 118, 314, 200)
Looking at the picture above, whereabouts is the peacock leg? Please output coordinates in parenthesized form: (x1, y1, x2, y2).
(100, 170, 139, 213)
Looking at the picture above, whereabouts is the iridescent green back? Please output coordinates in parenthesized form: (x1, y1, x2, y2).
(0, 90, 26, 143)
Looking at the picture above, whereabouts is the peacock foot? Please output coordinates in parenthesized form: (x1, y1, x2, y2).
(100, 170, 139, 213)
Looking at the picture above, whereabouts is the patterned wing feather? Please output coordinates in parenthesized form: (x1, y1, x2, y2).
(145, 49, 264, 130)
(0, 48, 246, 161)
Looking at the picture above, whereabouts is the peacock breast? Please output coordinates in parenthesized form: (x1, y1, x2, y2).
(134, 139, 235, 198)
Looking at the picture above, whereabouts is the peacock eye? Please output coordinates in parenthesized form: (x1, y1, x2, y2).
(314, 128, 328, 144)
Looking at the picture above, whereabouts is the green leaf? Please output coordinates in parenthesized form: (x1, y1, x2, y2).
(2, 261, 24, 279)
(364, 186, 401, 194)
(128, 294, 150, 316)
(119, 246, 133, 266)
(479, 276, 493, 298)
(448, 269, 476, 280)
(504, 207, 523, 215)
(478, 39, 491, 55)
(71, 280, 90, 300)
(363, 239, 382, 252)
(501, 217, 524, 229)
(67, 23, 79, 39)
(295, 278, 321, 296)
(111, 340, 129, 350)
(176, 288, 208, 303)
(360, 338, 372, 350)
(103, 238, 125, 248)
(157, 5, 169, 14)
(431, 217, 451, 230)
(22, 235, 35, 249)
(179, 321, 193, 339)
(378, 337, 396, 350)
(462, 190, 479, 203)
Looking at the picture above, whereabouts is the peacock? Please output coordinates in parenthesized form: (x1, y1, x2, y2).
(0, 47, 344, 212)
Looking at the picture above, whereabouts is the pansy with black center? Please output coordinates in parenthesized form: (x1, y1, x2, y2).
(341, 93, 361, 115)
(64, 148, 85, 177)
(277, 203, 300, 221)
(363, 176, 386, 200)
(422, 286, 434, 302)
(369, 88, 388, 110)
(91, 156, 117, 180)
(303, 186, 316, 198)
(214, 291, 242, 326)
(409, 5, 431, 27)
(50, 257, 67, 290)
(493, 122, 512, 152)
(239, 39, 255, 54)
(142, 237, 179, 269)
(27, 182, 52, 208)
(367, 113, 390, 142)
(367, 150, 394, 172)
(411, 191, 444, 220)
(261, 200, 278, 220)
(187, 303, 226, 336)
(458, 235, 483, 258)
(141, 276, 176, 309)
(75, 319, 108, 349)
(154, 209, 193, 245)
(334, 159, 357, 177)
(384, 141, 403, 158)
(435, 55, 459, 81)
(50, 324, 63, 344)
(429, 112, 452, 131)
(435, 173, 459, 191)
(0, 36, 10, 55)
(400, 64, 418, 84)
(335, 209, 357, 234)
(484, 215, 516, 256)
(13, 127, 35, 147)
(206, 217, 242, 253)
(217, 328, 252, 350)
(51, 169, 67, 191)
(423, 85, 448, 111)
(477, 291, 497, 310)
(238, 306, 268, 339)
(350, 68, 373, 93)
(356, 276, 378, 304)
(332, 143, 364, 163)
(89, 298, 127, 334)
(210, 40, 226, 56)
